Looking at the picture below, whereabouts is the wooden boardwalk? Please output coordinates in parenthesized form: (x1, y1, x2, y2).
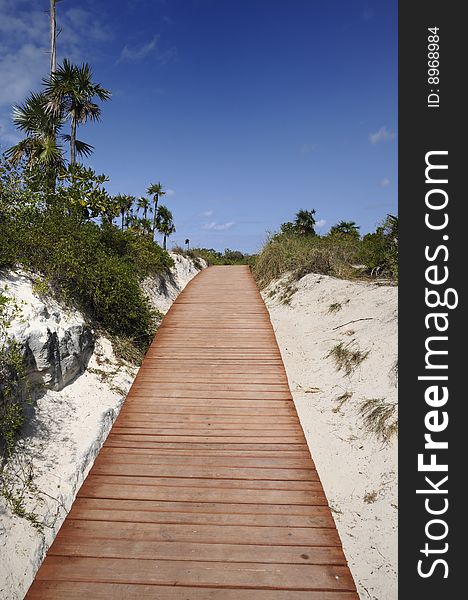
(26, 265, 357, 599)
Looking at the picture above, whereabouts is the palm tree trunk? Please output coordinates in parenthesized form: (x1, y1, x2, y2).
(163, 234, 167, 250)
(70, 118, 77, 164)
(121, 211, 125, 231)
(50, 0, 57, 75)
(152, 194, 159, 237)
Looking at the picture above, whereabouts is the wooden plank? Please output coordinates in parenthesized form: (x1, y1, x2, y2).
(77, 482, 328, 504)
(91, 460, 317, 481)
(49, 538, 346, 565)
(25, 265, 356, 598)
(69, 500, 334, 527)
(27, 582, 359, 600)
(57, 519, 341, 546)
(82, 474, 322, 491)
(34, 557, 356, 591)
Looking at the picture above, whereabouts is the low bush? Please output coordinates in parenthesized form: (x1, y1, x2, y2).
(0, 292, 28, 457)
(187, 247, 254, 266)
(253, 214, 398, 287)
(253, 233, 360, 288)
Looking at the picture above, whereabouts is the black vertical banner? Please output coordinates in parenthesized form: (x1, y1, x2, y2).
(399, 3, 465, 598)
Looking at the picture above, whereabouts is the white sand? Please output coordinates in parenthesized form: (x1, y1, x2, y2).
(263, 273, 397, 600)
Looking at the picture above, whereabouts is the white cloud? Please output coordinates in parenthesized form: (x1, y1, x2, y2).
(369, 126, 396, 144)
(119, 36, 177, 65)
(166, 188, 175, 196)
(315, 219, 327, 228)
(381, 177, 391, 187)
(119, 36, 159, 62)
(0, 44, 48, 108)
(203, 221, 235, 231)
(200, 210, 213, 217)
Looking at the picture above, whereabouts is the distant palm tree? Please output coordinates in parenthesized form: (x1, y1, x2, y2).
(115, 194, 134, 230)
(44, 59, 111, 164)
(185, 238, 190, 250)
(156, 205, 175, 250)
(294, 209, 316, 236)
(329, 220, 360, 239)
(6, 92, 63, 171)
(147, 182, 166, 237)
(137, 196, 152, 221)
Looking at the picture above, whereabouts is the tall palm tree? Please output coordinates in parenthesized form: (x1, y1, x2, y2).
(185, 238, 190, 250)
(44, 59, 111, 164)
(147, 182, 166, 237)
(5, 92, 64, 175)
(115, 194, 134, 230)
(155, 205, 175, 250)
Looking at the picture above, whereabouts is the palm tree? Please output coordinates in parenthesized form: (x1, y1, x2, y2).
(44, 59, 111, 164)
(6, 92, 63, 171)
(147, 182, 166, 237)
(155, 205, 175, 250)
(329, 220, 360, 239)
(185, 238, 190, 250)
(115, 194, 134, 230)
(294, 209, 316, 236)
(137, 196, 152, 220)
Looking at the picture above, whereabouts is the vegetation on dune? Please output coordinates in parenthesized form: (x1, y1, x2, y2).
(253, 209, 398, 288)
(174, 247, 254, 266)
(0, 160, 173, 346)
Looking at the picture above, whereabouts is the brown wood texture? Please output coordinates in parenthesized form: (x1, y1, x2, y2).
(25, 265, 357, 599)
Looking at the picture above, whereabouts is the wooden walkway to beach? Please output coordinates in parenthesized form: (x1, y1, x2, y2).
(26, 265, 357, 599)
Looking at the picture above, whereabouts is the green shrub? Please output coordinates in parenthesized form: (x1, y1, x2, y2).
(184, 247, 253, 266)
(253, 233, 360, 288)
(0, 292, 27, 457)
(358, 215, 398, 279)
(1, 202, 172, 347)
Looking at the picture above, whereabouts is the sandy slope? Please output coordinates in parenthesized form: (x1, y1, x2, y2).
(0, 254, 204, 599)
(263, 273, 398, 600)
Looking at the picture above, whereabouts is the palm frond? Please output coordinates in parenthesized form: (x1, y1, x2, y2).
(61, 135, 94, 157)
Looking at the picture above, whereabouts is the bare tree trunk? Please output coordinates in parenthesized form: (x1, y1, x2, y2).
(70, 118, 77, 164)
(50, 0, 57, 75)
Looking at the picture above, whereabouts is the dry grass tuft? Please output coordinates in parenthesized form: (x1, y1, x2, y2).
(332, 390, 353, 413)
(327, 341, 370, 376)
(359, 398, 398, 442)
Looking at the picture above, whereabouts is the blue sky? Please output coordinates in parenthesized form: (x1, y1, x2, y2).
(0, 0, 397, 252)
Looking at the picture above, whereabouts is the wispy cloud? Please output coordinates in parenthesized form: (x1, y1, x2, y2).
(166, 188, 175, 196)
(369, 126, 396, 144)
(118, 35, 177, 64)
(315, 219, 327, 228)
(299, 143, 317, 155)
(204, 221, 235, 231)
(380, 177, 391, 187)
(119, 36, 159, 62)
(200, 210, 213, 217)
